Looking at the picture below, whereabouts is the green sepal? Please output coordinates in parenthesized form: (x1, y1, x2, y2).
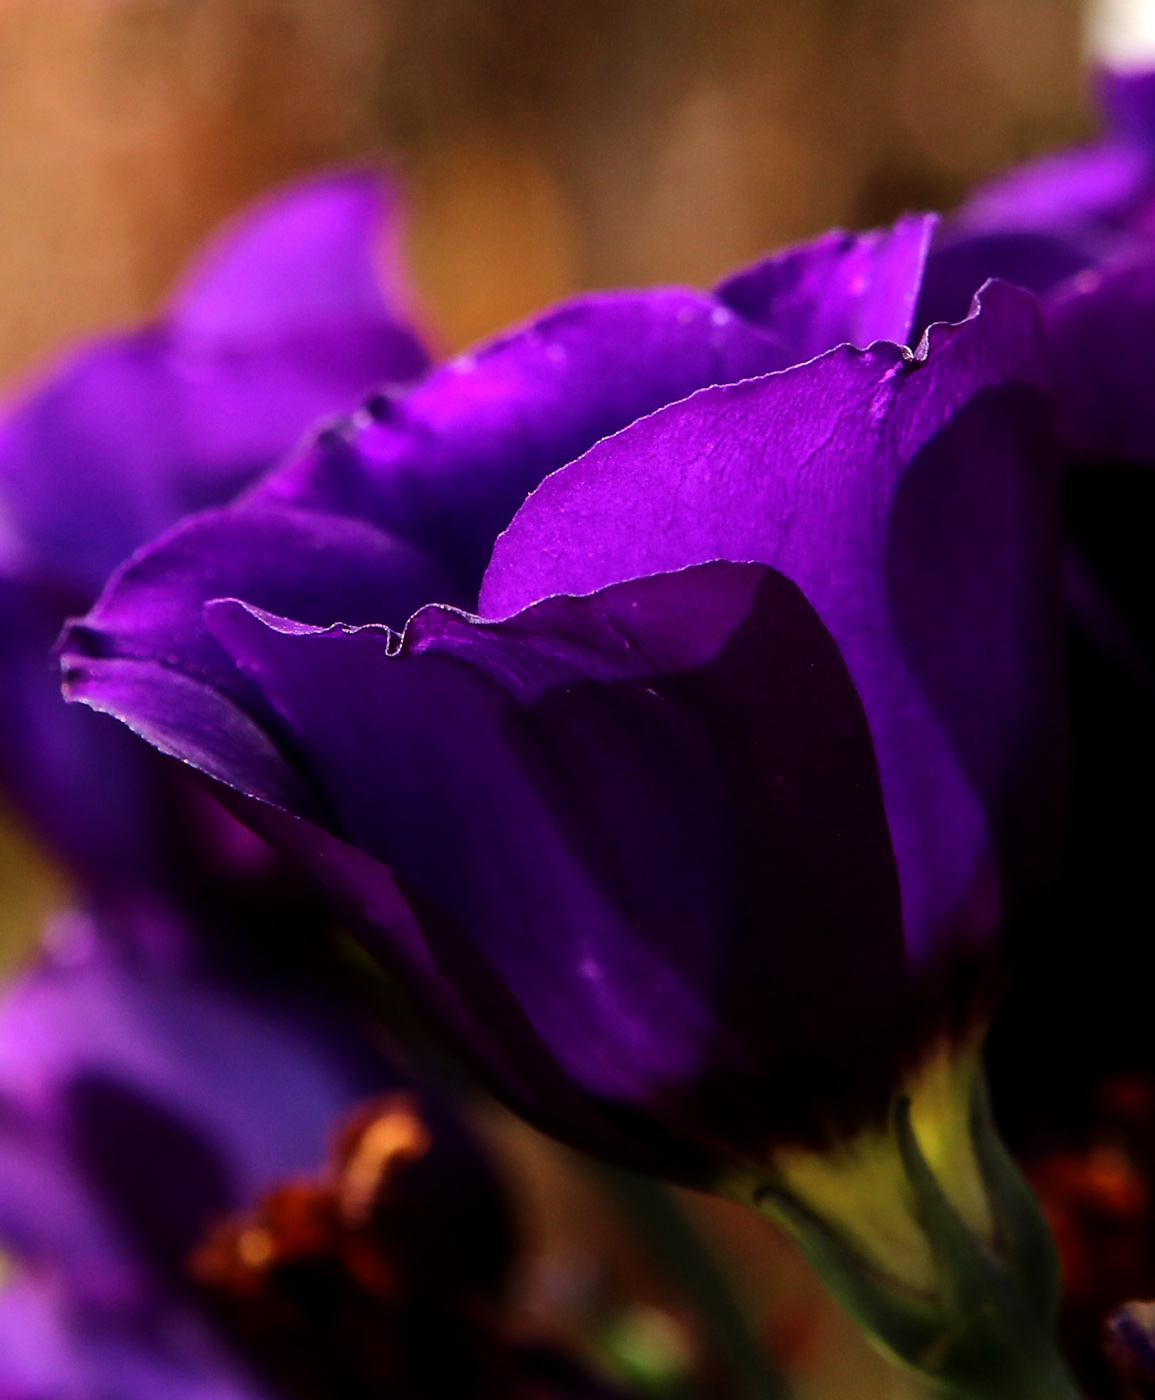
(748, 1075, 1083, 1400)
(968, 1074, 1063, 1325)
(754, 1176, 944, 1365)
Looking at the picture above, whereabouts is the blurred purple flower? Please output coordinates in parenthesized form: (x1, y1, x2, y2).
(916, 68, 1155, 332)
(0, 168, 429, 893)
(914, 67, 1155, 473)
(0, 902, 497, 1400)
(0, 169, 539, 1399)
(0, 904, 521, 1400)
(61, 208, 1063, 1188)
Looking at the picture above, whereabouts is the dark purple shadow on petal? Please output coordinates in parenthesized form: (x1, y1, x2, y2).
(914, 232, 1091, 340)
(210, 789, 714, 1182)
(1099, 68, 1155, 148)
(63, 1072, 235, 1290)
(985, 464, 1155, 1140)
(475, 285, 1052, 981)
(885, 383, 1066, 929)
(0, 579, 165, 884)
(61, 655, 324, 821)
(63, 503, 459, 723)
(1065, 465, 1155, 661)
(629, 571, 907, 1154)
(206, 564, 904, 1164)
(506, 572, 906, 1103)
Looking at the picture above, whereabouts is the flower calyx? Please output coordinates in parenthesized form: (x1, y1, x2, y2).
(725, 1057, 1083, 1400)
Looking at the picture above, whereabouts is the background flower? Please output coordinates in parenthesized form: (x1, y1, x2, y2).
(0, 167, 427, 896)
(0, 167, 530, 1400)
(0, 903, 515, 1400)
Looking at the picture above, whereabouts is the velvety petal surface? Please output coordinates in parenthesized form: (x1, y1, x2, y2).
(251, 291, 785, 595)
(59, 282, 1061, 1167)
(69, 504, 457, 710)
(62, 655, 322, 821)
(57, 242, 1062, 1177)
(73, 216, 936, 712)
(60, 292, 780, 717)
(65, 557, 912, 1168)
(482, 282, 1061, 967)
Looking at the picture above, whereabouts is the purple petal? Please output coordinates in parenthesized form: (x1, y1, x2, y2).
(0, 908, 386, 1295)
(252, 290, 786, 595)
(0, 895, 513, 1320)
(0, 579, 171, 886)
(1099, 68, 1155, 148)
(915, 232, 1092, 336)
(64, 503, 457, 719)
(60, 220, 937, 785)
(0, 172, 429, 601)
(0, 1275, 272, 1400)
(257, 216, 936, 603)
(170, 169, 408, 343)
(956, 139, 1152, 244)
(197, 563, 906, 1163)
(205, 793, 705, 1178)
(716, 213, 935, 357)
(62, 656, 316, 816)
(481, 282, 1061, 966)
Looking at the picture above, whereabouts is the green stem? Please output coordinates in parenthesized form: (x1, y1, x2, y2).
(600, 1165, 790, 1400)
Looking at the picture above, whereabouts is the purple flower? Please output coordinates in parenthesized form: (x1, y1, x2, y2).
(957, 70, 1155, 247)
(0, 168, 429, 892)
(0, 901, 513, 1400)
(60, 223, 1061, 1185)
